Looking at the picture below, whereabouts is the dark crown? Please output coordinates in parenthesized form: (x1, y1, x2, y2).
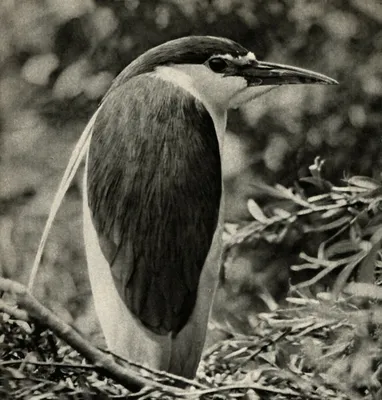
(108, 36, 249, 95)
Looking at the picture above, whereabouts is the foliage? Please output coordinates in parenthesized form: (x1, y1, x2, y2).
(2, 291, 382, 399)
(0, 314, 130, 399)
(216, 158, 382, 337)
(228, 158, 382, 281)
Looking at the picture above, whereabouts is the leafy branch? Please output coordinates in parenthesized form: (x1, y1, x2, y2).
(224, 157, 382, 296)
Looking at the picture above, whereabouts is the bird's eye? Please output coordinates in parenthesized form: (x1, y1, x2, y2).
(208, 58, 228, 73)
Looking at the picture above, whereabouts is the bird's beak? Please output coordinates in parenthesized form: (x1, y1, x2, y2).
(243, 60, 338, 86)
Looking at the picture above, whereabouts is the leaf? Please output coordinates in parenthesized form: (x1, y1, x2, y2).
(247, 199, 269, 223)
(274, 184, 296, 198)
(347, 176, 381, 190)
(305, 215, 352, 232)
(292, 253, 366, 289)
(325, 240, 359, 258)
(308, 156, 325, 179)
(359, 240, 372, 251)
(320, 207, 345, 219)
(249, 181, 293, 199)
(370, 226, 382, 244)
(350, 224, 362, 243)
(291, 263, 322, 271)
(224, 223, 238, 235)
(307, 193, 331, 202)
(286, 297, 320, 305)
(332, 186, 368, 193)
(299, 252, 362, 268)
(272, 207, 292, 219)
(332, 251, 367, 297)
(330, 192, 346, 200)
(14, 320, 33, 334)
(317, 241, 326, 260)
(357, 241, 382, 283)
(343, 282, 382, 301)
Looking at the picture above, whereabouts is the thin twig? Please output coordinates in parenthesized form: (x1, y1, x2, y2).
(0, 360, 95, 369)
(103, 348, 208, 389)
(238, 329, 290, 364)
(182, 383, 301, 397)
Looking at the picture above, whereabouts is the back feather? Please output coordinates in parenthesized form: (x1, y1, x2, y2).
(87, 74, 222, 334)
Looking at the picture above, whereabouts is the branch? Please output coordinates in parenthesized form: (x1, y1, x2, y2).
(0, 277, 185, 395)
(0, 360, 95, 369)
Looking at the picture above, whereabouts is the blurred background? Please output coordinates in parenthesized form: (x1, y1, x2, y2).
(0, 0, 381, 345)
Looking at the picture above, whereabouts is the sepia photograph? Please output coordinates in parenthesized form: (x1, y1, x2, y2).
(0, 0, 381, 398)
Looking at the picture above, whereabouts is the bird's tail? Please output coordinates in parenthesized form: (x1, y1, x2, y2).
(168, 210, 224, 378)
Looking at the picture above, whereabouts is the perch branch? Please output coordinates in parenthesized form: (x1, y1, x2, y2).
(0, 277, 185, 396)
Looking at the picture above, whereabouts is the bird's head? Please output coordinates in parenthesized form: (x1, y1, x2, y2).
(110, 36, 337, 111)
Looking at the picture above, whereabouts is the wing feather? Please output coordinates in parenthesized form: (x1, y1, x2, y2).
(87, 74, 221, 334)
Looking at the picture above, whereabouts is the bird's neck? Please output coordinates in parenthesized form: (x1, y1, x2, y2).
(149, 66, 227, 155)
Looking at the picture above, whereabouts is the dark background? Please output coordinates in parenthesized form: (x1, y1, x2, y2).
(0, 0, 381, 342)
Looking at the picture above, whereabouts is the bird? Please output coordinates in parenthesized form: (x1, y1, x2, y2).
(36, 36, 337, 379)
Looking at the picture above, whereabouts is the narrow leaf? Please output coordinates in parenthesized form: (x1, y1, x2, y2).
(332, 251, 367, 297)
(273, 207, 292, 219)
(247, 199, 269, 223)
(370, 226, 382, 244)
(320, 207, 345, 219)
(343, 282, 382, 301)
(357, 241, 382, 283)
(306, 216, 352, 232)
(347, 176, 381, 190)
(325, 240, 359, 258)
